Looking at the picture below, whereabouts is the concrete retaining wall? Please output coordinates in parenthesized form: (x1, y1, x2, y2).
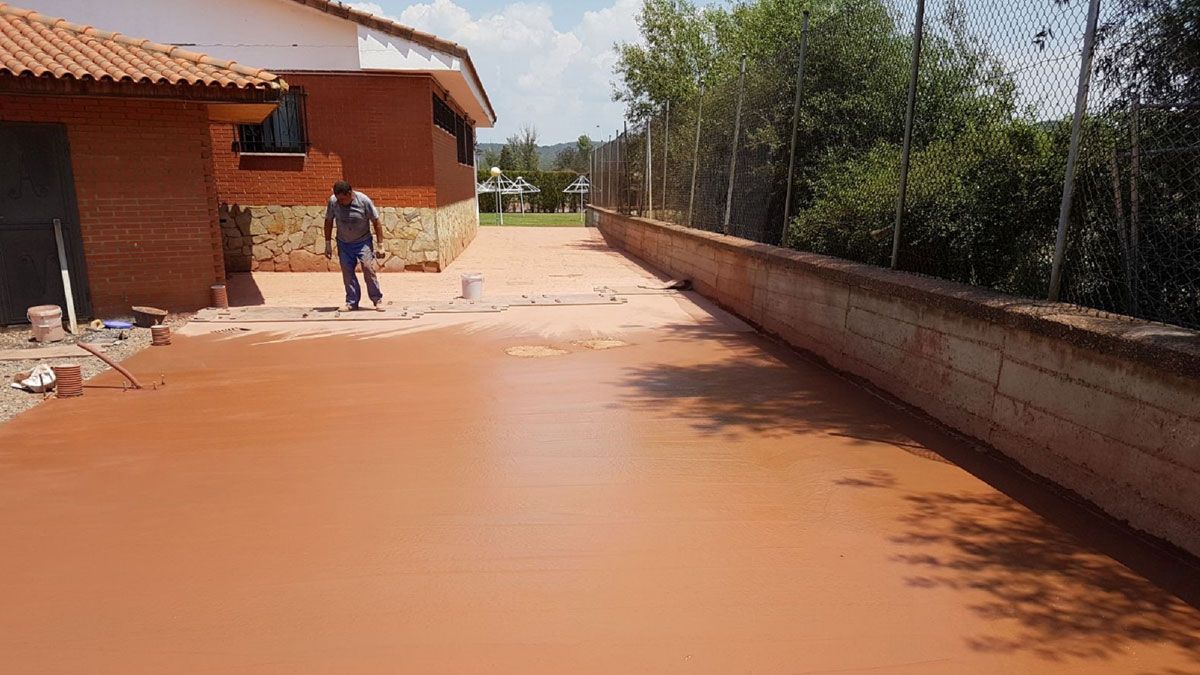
(591, 206, 1200, 556)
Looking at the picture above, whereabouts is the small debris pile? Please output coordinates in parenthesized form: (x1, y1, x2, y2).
(0, 313, 189, 424)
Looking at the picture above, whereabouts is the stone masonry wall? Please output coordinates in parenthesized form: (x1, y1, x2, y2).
(435, 197, 479, 268)
(220, 204, 442, 273)
(591, 206, 1200, 558)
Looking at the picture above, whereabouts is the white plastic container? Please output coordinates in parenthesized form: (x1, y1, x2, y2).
(461, 273, 483, 301)
(27, 305, 64, 343)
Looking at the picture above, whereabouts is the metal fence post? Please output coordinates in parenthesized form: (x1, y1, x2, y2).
(624, 121, 633, 212)
(1048, 0, 1102, 301)
(646, 118, 653, 215)
(602, 137, 608, 208)
(891, 0, 926, 269)
(688, 83, 705, 226)
(723, 56, 748, 236)
(611, 132, 617, 209)
(606, 134, 613, 209)
(610, 134, 616, 209)
(781, 10, 811, 246)
(1129, 90, 1142, 314)
(662, 101, 670, 216)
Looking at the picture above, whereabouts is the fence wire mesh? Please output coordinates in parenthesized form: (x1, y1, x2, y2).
(1066, 0, 1200, 326)
(591, 0, 1200, 331)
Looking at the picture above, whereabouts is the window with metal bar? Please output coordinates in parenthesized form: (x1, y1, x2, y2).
(455, 114, 467, 164)
(433, 94, 455, 134)
(235, 88, 309, 154)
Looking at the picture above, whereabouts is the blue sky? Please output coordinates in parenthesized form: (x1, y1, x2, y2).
(350, 0, 650, 145)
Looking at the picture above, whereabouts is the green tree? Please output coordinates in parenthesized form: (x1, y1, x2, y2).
(552, 135, 597, 173)
(497, 144, 517, 172)
(502, 125, 541, 172)
(613, 0, 1076, 295)
(1072, 0, 1200, 325)
(481, 147, 501, 170)
(554, 146, 579, 171)
(1096, 0, 1200, 106)
(614, 0, 718, 120)
(576, 134, 594, 157)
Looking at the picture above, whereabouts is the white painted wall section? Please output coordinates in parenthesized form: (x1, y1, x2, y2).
(357, 26, 494, 126)
(28, 0, 493, 125)
(31, 0, 359, 70)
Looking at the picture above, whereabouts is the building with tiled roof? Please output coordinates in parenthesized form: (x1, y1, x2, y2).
(32, 0, 498, 275)
(0, 3, 285, 321)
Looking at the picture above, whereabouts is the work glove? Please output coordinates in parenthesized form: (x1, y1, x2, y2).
(324, 240, 333, 260)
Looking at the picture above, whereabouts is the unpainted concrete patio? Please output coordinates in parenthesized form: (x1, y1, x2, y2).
(1, 227, 1198, 673)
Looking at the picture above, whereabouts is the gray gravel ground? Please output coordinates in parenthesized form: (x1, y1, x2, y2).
(0, 315, 191, 425)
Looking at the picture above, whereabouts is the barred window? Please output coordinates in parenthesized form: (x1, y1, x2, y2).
(458, 121, 475, 166)
(235, 88, 308, 154)
(436, 94, 475, 165)
(454, 114, 468, 165)
(433, 94, 455, 134)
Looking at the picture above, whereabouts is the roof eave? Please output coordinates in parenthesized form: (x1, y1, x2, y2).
(0, 73, 285, 104)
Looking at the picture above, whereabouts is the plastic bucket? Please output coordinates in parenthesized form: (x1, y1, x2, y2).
(461, 273, 483, 301)
(27, 305, 64, 343)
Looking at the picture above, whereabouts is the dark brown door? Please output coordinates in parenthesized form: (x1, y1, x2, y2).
(0, 123, 89, 325)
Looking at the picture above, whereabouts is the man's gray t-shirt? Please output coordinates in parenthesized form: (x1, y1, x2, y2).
(325, 191, 379, 244)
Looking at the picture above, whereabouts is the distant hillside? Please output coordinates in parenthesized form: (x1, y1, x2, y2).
(477, 142, 577, 171)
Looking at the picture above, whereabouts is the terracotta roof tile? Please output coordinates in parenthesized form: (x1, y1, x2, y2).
(0, 3, 282, 91)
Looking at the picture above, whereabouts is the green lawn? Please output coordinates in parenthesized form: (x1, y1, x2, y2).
(479, 212, 586, 227)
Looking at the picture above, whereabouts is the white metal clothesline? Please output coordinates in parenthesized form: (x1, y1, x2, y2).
(563, 175, 591, 195)
(477, 170, 544, 223)
(511, 177, 541, 214)
(563, 175, 591, 223)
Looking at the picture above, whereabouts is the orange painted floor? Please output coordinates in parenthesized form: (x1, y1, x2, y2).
(1, 229, 1198, 673)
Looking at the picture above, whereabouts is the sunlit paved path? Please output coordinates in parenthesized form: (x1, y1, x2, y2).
(2, 228, 1198, 674)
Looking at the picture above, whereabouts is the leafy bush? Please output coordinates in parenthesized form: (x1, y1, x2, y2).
(789, 121, 1065, 295)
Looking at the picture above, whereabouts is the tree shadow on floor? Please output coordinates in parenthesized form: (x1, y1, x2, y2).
(833, 469, 900, 489)
(559, 239, 626, 254)
(892, 490, 1200, 669)
(614, 319, 962, 460)
(616, 318, 1200, 670)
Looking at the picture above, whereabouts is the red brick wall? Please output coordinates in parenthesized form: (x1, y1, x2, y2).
(432, 121, 476, 206)
(211, 73, 439, 208)
(0, 94, 223, 315)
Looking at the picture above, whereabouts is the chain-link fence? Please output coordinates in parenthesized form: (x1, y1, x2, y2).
(591, 0, 1200, 331)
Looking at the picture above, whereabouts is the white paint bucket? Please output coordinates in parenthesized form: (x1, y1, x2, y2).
(27, 305, 64, 343)
(461, 273, 483, 300)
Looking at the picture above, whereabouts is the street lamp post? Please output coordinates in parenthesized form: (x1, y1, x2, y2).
(491, 166, 503, 225)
